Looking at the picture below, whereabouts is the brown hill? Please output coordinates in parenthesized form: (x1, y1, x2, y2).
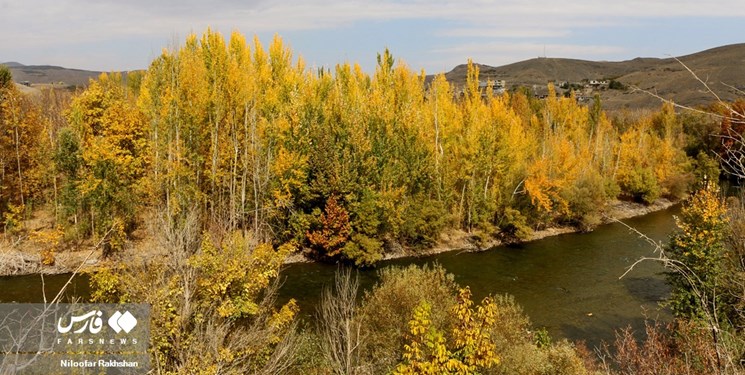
(5, 44, 745, 109)
(433, 43, 745, 110)
(1, 62, 102, 88)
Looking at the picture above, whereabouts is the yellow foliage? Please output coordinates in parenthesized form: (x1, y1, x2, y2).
(62, 72, 150, 247)
(126, 29, 696, 265)
(271, 147, 308, 209)
(673, 184, 727, 256)
(393, 287, 500, 374)
(89, 265, 130, 303)
(2, 203, 25, 234)
(30, 225, 64, 266)
(0, 84, 45, 219)
(525, 158, 557, 213)
(190, 231, 293, 318)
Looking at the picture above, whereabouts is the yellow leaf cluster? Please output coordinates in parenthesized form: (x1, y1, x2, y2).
(30, 225, 64, 266)
(190, 231, 292, 319)
(394, 287, 500, 374)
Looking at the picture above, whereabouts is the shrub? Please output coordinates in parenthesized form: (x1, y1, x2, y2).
(0, 65, 11, 89)
(618, 166, 660, 203)
(316, 268, 366, 375)
(562, 173, 607, 231)
(398, 197, 448, 249)
(483, 295, 591, 375)
(608, 80, 625, 90)
(89, 224, 300, 373)
(392, 289, 501, 374)
(358, 264, 594, 375)
(666, 184, 727, 321)
(498, 207, 532, 241)
(342, 233, 383, 267)
(608, 320, 723, 375)
(359, 264, 459, 373)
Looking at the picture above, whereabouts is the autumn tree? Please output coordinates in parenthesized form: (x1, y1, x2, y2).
(90, 219, 299, 373)
(667, 183, 728, 321)
(0, 74, 45, 231)
(716, 99, 745, 181)
(61, 72, 149, 253)
(392, 288, 500, 374)
(305, 194, 351, 254)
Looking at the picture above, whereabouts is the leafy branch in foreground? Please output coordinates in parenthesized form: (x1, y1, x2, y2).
(89, 209, 300, 374)
(611, 183, 744, 373)
(392, 287, 500, 375)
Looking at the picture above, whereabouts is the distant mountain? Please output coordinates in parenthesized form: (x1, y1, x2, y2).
(5, 43, 744, 109)
(1, 62, 102, 87)
(431, 43, 745, 110)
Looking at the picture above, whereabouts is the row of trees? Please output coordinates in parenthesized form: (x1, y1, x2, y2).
(9, 30, 708, 265)
(0, 30, 715, 266)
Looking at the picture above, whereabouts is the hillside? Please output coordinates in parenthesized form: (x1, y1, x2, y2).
(5, 43, 745, 109)
(433, 43, 745, 110)
(1, 62, 102, 88)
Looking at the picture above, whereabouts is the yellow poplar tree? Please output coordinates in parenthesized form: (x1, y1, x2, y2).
(63, 72, 149, 252)
(0, 81, 45, 229)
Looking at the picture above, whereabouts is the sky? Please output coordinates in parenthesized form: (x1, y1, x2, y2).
(1, 0, 744, 74)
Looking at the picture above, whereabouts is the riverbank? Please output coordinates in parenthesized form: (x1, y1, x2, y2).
(0, 198, 676, 276)
(284, 198, 677, 264)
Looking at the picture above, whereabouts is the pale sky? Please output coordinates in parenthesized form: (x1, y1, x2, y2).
(1, 0, 744, 74)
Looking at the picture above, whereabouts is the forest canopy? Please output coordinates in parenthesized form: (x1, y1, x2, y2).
(1, 29, 710, 266)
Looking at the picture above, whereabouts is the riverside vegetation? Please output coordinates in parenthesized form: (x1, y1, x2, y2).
(1, 29, 743, 373)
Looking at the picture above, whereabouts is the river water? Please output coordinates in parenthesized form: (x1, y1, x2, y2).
(0, 205, 679, 348)
(278, 206, 679, 348)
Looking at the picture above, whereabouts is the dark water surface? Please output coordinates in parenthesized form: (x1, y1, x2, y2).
(278, 206, 679, 348)
(0, 272, 90, 303)
(0, 206, 678, 348)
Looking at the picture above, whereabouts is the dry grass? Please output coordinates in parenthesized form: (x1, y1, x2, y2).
(0, 249, 41, 275)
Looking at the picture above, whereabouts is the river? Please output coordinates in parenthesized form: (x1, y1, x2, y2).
(278, 205, 679, 348)
(0, 205, 679, 349)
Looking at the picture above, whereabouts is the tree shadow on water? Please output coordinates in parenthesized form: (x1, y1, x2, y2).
(559, 315, 652, 351)
(622, 276, 670, 303)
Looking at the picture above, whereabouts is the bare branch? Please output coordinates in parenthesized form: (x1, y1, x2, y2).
(629, 85, 727, 120)
(606, 213, 743, 372)
(721, 82, 745, 98)
(671, 56, 725, 105)
(317, 267, 366, 375)
(1, 223, 115, 374)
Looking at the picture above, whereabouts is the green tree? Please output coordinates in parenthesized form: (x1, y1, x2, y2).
(0, 65, 12, 89)
(666, 183, 727, 321)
